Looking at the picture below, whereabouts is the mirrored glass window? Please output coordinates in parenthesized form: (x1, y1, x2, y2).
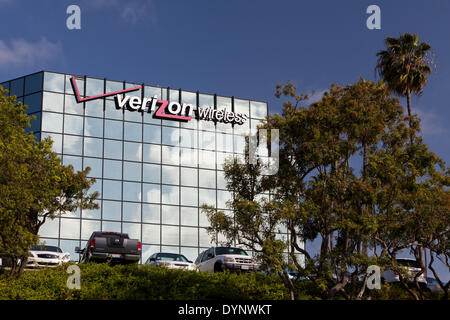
(181, 247, 199, 262)
(217, 190, 233, 209)
(124, 142, 142, 161)
(162, 165, 179, 185)
(250, 101, 267, 119)
(104, 159, 122, 180)
(198, 131, 215, 150)
(65, 94, 83, 115)
(64, 115, 83, 135)
(199, 189, 216, 207)
(80, 219, 100, 240)
(162, 146, 179, 165)
(25, 72, 42, 94)
(28, 112, 41, 133)
(143, 163, 160, 183)
(162, 185, 179, 205)
(104, 119, 123, 140)
(42, 92, 63, 112)
(90, 179, 102, 200)
(216, 133, 233, 153)
(181, 227, 198, 247)
(199, 228, 213, 247)
(233, 134, 246, 154)
(199, 169, 216, 188)
(143, 124, 161, 144)
(143, 183, 160, 203)
(63, 135, 83, 155)
(86, 78, 104, 97)
(102, 200, 122, 221)
(180, 167, 197, 187)
(181, 187, 198, 207)
(180, 128, 197, 149)
(123, 161, 141, 182)
(104, 139, 122, 160)
(143, 144, 161, 163)
(123, 181, 141, 202)
(44, 72, 64, 93)
(83, 157, 102, 178)
(63, 155, 82, 173)
(162, 205, 179, 225)
(123, 202, 141, 222)
(198, 94, 215, 131)
(162, 126, 179, 146)
(84, 117, 103, 138)
(10, 77, 24, 97)
(66, 75, 84, 95)
(142, 224, 160, 244)
(103, 179, 122, 201)
(84, 137, 103, 158)
(85, 99, 104, 118)
(106, 80, 123, 93)
(234, 98, 249, 115)
(123, 222, 141, 240)
(38, 217, 59, 238)
(23, 93, 42, 114)
(162, 225, 179, 246)
(105, 100, 123, 120)
(81, 220, 101, 240)
(181, 207, 198, 226)
(42, 112, 63, 133)
(124, 108, 142, 123)
(60, 218, 80, 239)
(198, 150, 215, 169)
(217, 171, 227, 190)
(180, 148, 197, 167)
(102, 221, 121, 233)
(124, 121, 142, 142)
(142, 204, 160, 223)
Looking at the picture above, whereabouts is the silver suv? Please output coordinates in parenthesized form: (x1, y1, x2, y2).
(195, 247, 260, 273)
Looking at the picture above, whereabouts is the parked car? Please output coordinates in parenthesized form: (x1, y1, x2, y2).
(75, 231, 141, 264)
(382, 258, 427, 287)
(195, 247, 260, 273)
(426, 277, 444, 293)
(144, 252, 197, 271)
(26, 245, 70, 268)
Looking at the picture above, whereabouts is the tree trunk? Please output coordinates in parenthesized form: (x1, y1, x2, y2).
(406, 90, 413, 145)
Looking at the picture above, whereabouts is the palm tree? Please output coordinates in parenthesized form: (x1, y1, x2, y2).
(375, 33, 433, 134)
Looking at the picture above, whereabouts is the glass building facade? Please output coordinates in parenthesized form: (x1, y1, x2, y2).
(0, 71, 301, 264)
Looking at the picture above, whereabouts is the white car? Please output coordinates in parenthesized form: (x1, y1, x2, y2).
(26, 245, 70, 268)
(383, 258, 427, 287)
(144, 252, 197, 271)
(195, 247, 260, 273)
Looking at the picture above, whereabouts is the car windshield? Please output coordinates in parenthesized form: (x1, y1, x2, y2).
(397, 259, 420, 268)
(30, 245, 62, 253)
(215, 247, 248, 256)
(156, 253, 189, 262)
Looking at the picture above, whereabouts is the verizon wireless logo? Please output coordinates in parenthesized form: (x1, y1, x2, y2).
(71, 75, 248, 125)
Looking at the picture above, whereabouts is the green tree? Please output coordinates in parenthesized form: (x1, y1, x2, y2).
(0, 87, 99, 277)
(375, 33, 433, 140)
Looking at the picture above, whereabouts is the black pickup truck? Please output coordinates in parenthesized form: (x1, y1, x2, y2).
(75, 232, 141, 264)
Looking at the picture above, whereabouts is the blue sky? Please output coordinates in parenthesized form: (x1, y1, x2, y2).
(0, 0, 449, 282)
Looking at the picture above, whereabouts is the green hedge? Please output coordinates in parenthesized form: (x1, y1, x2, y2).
(0, 263, 289, 300)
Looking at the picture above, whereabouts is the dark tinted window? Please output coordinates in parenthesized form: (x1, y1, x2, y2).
(31, 245, 62, 253)
(215, 247, 248, 256)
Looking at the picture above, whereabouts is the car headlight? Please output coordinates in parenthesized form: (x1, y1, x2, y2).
(223, 257, 235, 263)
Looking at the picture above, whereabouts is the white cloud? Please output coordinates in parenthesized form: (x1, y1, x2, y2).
(0, 37, 62, 68)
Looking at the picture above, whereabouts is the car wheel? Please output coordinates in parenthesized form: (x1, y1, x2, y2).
(214, 262, 223, 273)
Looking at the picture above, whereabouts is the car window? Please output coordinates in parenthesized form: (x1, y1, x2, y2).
(156, 253, 189, 262)
(195, 252, 204, 264)
(397, 259, 420, 268)
(30, 245, 62, 253)
(215, 247, 248, 256)
(201, 248, 214, 262)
